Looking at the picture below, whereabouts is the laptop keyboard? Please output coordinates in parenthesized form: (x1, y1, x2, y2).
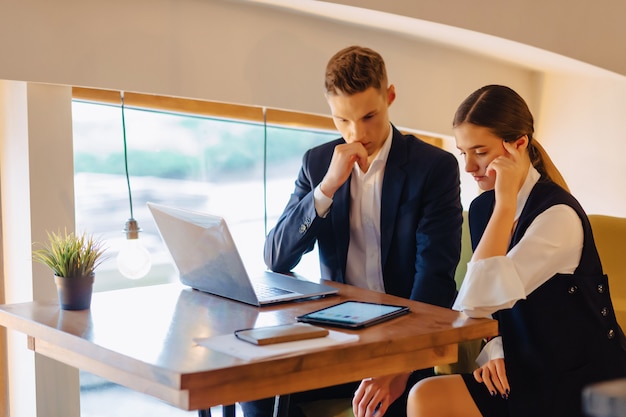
(253, 283, 294, 298)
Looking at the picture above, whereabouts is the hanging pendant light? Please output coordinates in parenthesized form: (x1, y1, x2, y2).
(116, 91, 152, 280)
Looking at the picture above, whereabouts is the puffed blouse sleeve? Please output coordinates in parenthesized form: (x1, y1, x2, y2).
(452, 204, 584, 318)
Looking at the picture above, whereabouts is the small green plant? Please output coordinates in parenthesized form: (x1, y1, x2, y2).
(33, 229, 107, 278)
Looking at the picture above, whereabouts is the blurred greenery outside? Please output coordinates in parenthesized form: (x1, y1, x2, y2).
(74, 121, 331, 181)
(72, 101, 336, 292)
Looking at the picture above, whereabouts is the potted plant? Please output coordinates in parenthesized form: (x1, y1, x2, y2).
(33, 229, 107, 310)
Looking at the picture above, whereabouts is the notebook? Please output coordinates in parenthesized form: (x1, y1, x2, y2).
(147, 202, 338, 306)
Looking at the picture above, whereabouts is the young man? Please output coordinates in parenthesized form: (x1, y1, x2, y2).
(242, 46, 462, 417)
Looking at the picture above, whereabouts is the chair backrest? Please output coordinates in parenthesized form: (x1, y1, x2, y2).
(588, 214, 626, 329)
(436, 211, 480, 375)
(454, 211, 472, 290)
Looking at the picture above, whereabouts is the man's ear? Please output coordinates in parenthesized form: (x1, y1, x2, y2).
(387, 84, 396, 106)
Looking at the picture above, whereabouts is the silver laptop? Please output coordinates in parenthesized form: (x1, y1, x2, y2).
(147, 202, 338, 306)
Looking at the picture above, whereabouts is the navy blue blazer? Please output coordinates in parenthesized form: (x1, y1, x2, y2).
(264, 125, 462, 308)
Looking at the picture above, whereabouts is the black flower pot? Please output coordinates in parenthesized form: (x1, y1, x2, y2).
(54, 273, 94, 310)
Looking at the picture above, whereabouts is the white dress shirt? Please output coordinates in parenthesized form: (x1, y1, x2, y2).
(344, 126, 393, 292)
(453, 167, 584, 363)
(313, 124, 393, 292)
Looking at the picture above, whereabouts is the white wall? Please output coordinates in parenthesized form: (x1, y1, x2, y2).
(0, 82, 79, 417)
(0, 81, 37, 417)
(0, 0, 623, 217)
(537, 72, 626, 216)
(328, 0, 626, 77)
(0, 1, 623, 248)
(0, 0, 536, 136)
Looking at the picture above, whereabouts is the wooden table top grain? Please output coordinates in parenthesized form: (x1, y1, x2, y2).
(0, 281, 497, 410)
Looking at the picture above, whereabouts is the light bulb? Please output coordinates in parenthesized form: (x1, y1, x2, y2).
(117, 219, 152, 280)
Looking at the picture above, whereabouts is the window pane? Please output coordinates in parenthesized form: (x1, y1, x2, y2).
(265, 124, 337, 279)
(73, 101, 337, 290)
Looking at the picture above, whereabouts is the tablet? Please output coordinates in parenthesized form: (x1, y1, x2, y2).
(296, 300, 410, 329)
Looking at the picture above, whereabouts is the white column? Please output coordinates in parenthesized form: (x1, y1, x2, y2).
(0, 81, 79, 417)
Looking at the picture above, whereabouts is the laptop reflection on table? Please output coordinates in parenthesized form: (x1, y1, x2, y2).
(147, 202, 338, 306)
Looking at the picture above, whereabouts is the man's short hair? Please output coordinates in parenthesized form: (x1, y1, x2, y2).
(324, 46, 388, 96)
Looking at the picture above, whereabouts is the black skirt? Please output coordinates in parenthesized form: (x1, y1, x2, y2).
(461, 373, 509, 417)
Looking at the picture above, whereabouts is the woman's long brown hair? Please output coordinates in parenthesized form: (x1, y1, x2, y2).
(453, 85, 569, 192)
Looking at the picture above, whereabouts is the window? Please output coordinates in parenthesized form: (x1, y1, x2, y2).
(72, 90, 338, 292)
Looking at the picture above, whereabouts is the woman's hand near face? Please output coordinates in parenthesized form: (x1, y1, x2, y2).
(471, 138, 530, 261)
(486, 140, 529, 206)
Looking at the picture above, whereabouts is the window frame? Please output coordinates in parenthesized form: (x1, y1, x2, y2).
(71, 87, 443, 147)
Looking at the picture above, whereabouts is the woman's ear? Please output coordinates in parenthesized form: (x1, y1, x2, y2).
(514, 135, 529, 151)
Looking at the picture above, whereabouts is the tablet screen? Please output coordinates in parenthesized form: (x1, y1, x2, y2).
(296, 301, 409, 328)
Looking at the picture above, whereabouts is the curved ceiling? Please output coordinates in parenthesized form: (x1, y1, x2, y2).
(244, 0, 624, 79)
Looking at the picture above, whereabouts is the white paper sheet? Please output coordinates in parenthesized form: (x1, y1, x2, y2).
(194, 330, 359, 361)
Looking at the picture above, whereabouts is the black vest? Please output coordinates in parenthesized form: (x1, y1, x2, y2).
(469, 180, 626, 417)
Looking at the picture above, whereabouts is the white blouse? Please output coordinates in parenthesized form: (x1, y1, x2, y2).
(452, 167, 584, 364)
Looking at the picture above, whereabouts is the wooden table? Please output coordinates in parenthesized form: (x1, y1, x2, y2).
(0, 281, 497, 412)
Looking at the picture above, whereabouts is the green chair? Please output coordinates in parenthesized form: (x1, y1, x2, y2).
(434, 211, 483, 376)
(588, 215, 626, 329)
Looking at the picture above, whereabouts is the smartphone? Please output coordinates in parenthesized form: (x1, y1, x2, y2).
(234, 323, 329, 345)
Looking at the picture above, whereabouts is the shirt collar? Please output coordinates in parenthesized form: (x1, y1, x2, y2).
(371, 123, 393, 166)
(515, 166, 540, 221)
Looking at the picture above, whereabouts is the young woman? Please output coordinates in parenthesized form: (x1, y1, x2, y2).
(407, 85, 626, 417)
